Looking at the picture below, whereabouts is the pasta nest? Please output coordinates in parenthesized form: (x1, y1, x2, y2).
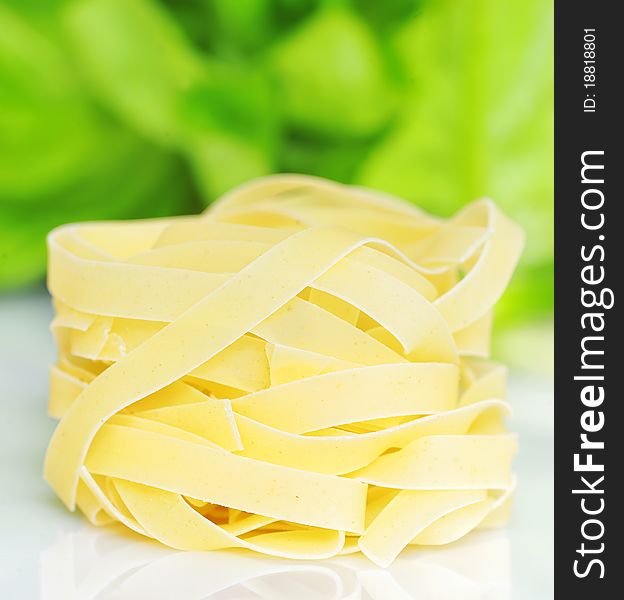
(45, 175, 524, 566)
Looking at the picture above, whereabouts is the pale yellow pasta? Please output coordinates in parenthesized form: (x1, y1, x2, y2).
(44, 174, 524, 566)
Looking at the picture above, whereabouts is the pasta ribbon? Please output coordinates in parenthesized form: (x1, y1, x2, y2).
(44, 174, 523, 566)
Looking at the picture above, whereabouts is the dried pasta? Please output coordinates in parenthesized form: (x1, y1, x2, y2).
(44, 174, 523, 567)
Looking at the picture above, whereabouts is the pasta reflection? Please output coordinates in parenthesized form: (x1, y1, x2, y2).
(40, 525, 511, 599)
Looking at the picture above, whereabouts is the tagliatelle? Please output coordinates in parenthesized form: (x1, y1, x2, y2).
(44, 174, 524, 567)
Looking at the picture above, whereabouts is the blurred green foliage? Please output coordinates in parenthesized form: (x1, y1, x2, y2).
(0, 0, 552, 328)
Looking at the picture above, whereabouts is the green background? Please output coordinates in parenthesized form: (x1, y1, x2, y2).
(0, 0, 553, 370)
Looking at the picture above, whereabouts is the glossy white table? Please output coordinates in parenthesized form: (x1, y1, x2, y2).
(0, 291, 553, 599)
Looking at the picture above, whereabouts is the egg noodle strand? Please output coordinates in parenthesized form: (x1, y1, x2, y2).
(44, 175, 524, 567)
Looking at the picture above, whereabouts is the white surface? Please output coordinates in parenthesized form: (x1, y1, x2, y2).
(0, 291, 553, 599)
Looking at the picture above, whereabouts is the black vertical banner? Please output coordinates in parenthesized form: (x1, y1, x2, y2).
(555, 1, 621, 596)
